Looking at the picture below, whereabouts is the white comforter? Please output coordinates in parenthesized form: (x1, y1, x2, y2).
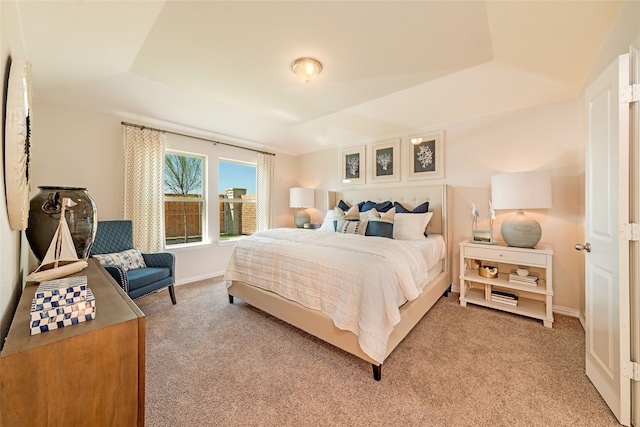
(224, 228, 445, 364)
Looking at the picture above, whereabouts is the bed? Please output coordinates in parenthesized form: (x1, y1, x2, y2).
(224, 185, 452, 380)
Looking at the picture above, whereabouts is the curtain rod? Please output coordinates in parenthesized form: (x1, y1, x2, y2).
(121, 121, 275, 156)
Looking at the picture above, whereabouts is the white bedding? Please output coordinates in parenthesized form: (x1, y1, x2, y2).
(224, 228, 446, 364)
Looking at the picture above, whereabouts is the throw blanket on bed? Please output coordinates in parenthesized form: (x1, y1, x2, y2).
(224, 228, 445, 364)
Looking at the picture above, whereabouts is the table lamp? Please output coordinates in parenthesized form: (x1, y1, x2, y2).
(491, 171, 552, 248)
(290, 187, 314, 228)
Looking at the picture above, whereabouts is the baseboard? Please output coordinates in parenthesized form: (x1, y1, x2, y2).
(551, 304, 580, 319)
(175, 270, 226, 286)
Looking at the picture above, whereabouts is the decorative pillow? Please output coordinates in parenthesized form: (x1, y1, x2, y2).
(361, 200, 393, 213)
(337, 199, 350, 211)
(393, 212, 433, 240)
(333, 205, 359, 231)
(357, 211, 370, 235)
(336, 220, 361, 234)
(93, 248, 147, 271)
(365, 208, 396, 239)
(394, 201, 429, 214)
(334, 204, 360, 220)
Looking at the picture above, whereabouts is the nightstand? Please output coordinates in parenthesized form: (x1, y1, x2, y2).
(459, 239, 554, 327)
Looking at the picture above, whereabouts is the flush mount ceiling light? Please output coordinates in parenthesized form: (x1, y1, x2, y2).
(291, 57, 323, 83)
(410, 137, 423, 145)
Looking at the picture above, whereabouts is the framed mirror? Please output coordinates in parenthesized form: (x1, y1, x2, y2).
(4, 58, 33, 230)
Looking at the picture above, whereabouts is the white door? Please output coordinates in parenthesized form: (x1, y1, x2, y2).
(583, 53, 631, 426)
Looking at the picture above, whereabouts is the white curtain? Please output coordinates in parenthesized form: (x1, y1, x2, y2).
(256, 152, 276, 231)
(122, 125, 166, 252)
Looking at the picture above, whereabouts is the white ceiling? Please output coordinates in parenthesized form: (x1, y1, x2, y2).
(15, 1, 623, 156)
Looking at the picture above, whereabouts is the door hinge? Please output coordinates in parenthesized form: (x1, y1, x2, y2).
(621, 84, 640, 103)
(623, 361, 640, 381)
(621, 223, 639, 241)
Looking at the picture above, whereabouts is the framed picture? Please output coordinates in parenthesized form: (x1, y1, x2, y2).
(371, 139, 400, 183)
(471, 230, 494, 245)
(341, 145, 365, 185)
(406, 130, 444, 180)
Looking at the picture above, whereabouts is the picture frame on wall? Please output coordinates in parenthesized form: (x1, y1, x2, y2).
(341, 145, 365, 185)
(371, 138, 400, 183)
(406, 130, 445, 180)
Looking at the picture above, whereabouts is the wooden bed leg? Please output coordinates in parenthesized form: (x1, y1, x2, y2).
(228, 294, 234, 304)
(372, 364, 382, 381)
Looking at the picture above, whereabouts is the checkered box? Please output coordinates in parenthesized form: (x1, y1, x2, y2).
(34, 276, 88, 300)
(29, 308, 96, 335)
(33, 293, 89, 311)
(29, 289, 96, 335)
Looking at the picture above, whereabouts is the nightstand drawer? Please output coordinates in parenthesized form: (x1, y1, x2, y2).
(464, 246, 547, 266)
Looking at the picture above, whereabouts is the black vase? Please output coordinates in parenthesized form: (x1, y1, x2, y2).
(26, 187, 98, 262)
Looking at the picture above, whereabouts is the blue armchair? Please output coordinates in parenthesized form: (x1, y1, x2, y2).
(90, 220, 176, 304)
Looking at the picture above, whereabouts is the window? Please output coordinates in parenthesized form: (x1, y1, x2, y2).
(164, 150, 206, 246)
(219, 159, 256, 239)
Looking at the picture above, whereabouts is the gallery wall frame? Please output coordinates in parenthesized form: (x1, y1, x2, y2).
(371, 138, 400, 183)
(405, 130, 445, 180)
(340, 145, 365, 185)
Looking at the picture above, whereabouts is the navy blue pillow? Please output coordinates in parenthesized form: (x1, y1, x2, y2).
(365, 221, 394, 239)
(361, 200, 393, 213)
(394, 201, 429, 214)
(337, 200, 350, 211)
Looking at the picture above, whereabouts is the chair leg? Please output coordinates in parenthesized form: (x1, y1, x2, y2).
(168, 285, 177, 305)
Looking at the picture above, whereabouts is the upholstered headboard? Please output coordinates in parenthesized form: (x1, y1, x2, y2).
(327, 185, 452, 278)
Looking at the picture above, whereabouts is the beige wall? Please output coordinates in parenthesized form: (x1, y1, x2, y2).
(297, 98, 583, 313)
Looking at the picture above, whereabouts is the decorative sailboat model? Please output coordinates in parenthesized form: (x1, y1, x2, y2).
(26, 197, 89, 282)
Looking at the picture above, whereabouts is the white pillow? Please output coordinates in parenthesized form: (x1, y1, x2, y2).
(318, 210, 335, 232)
(393, 212, 433, 240)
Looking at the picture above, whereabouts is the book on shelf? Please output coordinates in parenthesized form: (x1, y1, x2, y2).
(508, 272, 539, 286)
(490, 290, 518, 306)
(491, 297, 518, 306)
(490, 289, 518, 300)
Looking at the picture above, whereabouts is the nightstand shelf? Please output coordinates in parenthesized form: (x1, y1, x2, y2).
(459, 239, 554, 327)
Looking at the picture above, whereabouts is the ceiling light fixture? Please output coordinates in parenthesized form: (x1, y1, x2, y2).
(410, 137, 423, 145)
(291, 57, 323, 83)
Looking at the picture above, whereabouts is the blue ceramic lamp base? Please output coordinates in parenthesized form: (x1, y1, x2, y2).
(294, 210, 310, 228)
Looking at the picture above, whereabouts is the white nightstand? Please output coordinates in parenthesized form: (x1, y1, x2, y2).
(459, 239, 554, 327)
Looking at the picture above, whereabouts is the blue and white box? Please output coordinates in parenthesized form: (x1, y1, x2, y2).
(29, 288, 96, 335)
(34, 276, 88, 300)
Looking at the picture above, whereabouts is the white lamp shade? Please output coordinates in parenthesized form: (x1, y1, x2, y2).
(290, 188, 314, 208)
(491, 171, 552, 210)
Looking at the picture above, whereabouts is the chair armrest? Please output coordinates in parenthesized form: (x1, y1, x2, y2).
(142, 252, 175, 279)
(101, 265, 129, 293)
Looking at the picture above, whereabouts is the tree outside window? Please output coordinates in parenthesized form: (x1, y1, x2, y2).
(164, 151, 206, 245)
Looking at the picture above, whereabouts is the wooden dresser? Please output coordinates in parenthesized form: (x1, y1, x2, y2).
(0, 259, 145, 426)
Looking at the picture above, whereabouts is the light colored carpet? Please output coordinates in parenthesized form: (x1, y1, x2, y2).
(136, 278, 621, 427)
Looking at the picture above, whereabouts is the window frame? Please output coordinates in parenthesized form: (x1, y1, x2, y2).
(164, 149, 208, 247)
(218, 157, 257, 240)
